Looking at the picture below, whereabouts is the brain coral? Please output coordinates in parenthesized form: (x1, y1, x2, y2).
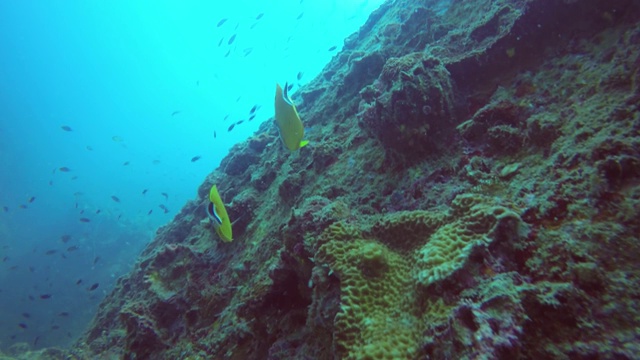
(415, 194, 521, 287)
(314, 193, 522, 359)
(317, 224, 419, 360)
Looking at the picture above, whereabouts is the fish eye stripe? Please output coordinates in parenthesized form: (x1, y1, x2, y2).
(207, 202, 223, 225)
(212, 204, 223, 225)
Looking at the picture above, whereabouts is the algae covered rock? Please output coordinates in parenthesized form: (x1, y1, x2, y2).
(457, 100, 530, 156)
(359, 53, 456, 161)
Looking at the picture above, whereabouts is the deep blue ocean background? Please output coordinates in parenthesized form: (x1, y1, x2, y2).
(0, 0, 383, 350)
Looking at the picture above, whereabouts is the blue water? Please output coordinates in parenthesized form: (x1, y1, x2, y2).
(0, 0, 384, 351)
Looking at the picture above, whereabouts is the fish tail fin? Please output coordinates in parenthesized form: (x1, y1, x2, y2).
(299, 140, 309, 148)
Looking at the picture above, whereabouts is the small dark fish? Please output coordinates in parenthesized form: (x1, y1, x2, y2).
(2, 256, 8, 262)
(328, 45, 337, 51)
(224, 50, 230, 57)
(18, 323, 28, 329)
(29, 266, 35, 272)
(76, 279, 83, 285)
(161, 192, 168, 200)
(217, 18, 227, 27)
(28, 196, 36, 203)
(40, 294, 52, 299)
(61, 125, 73, 131)
(171, 111, 181, 116)
(19, 204, 27, 209)
(67, 246, 79, 252)
(218, 38, 223, 47)
(59, 167, 71, 172)
(88, 283, 99, 291)
(75, 202, 78, 208)
(45, 249, 58, 255)
(80, 209, 85, 214)
(147, 209, 153, 215)
(142, 189, 148, 195)
(71, 176, 78, 180)
(3, 206, 8, 212)
(228, 34, 236, 45)
(256, 13, 264, 20)
(58, 312, 70, 317)
(22, 312, 31, 318)
(228, 123, 235, 132)
(123, 161, 130, 166)
(191, 156, 201, 162)
(51, 325, 60, 330)
(49, 180, 53, 185)
(243, 47, 253, 56)
(224, 114, 230, 121)
(79, 217, 91, 223)
(152, 160, 161, 165)
(93, 256, 100, 265)
(34, 336, 39, 347)
(196, 80, 199, 86)
(159, 204, 168, 211)
(9, 265, 18, 270)
(287, 83, 294, 92)
(250, 105, 258, 114)
(297, 71, 303, 80)
(28, 295, 35, 301)
(249, 114, 256, 121)
(96, 209, 101, 214)
(235, 120, 244, 125)
(118, 214, 122, 220)
(86, 145, 93, 151)
(214, 131, 217, 139)
(111, 196, 120, 203)
(297, 12, 304, 20)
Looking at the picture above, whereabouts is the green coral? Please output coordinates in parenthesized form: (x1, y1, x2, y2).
(314, 193, 523, 359)
(415, 194, 521, 287)
(316, 224, 419, 360)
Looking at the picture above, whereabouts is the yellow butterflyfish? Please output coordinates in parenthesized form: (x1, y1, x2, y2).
(274, 82, 309, 151)
(206, 185, 233, 242)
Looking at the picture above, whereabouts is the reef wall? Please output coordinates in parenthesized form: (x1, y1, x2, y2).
(21, 0, 639, 358)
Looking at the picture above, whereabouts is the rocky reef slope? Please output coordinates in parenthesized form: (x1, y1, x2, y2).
(10, 0, 639, 359)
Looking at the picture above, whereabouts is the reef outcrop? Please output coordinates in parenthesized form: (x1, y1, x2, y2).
(14, 0, 637, 359)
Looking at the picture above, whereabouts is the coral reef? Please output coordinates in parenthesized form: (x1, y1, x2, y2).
(14, 0, 639, 359)
(359, 53, 456, 160)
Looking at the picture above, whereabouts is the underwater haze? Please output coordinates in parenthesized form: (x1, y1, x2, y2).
(0, 0, 384, 350)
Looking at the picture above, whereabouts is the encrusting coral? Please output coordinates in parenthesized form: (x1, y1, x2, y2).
(314, 193, 524, 359)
